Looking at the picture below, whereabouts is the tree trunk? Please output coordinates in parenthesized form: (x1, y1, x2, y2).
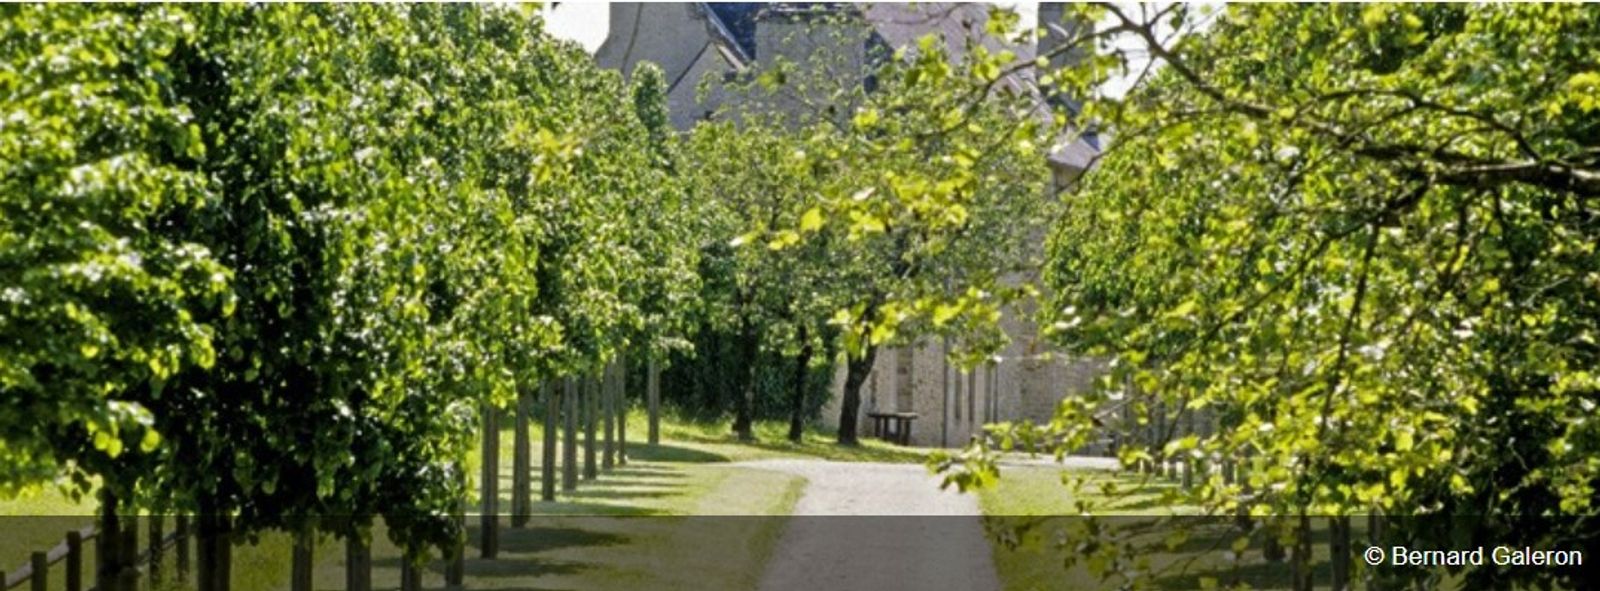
(290, 528, 313, 591)
(941, 337, 951, 448)
(399, 550, 422, 591)
(1330, 514, 1352, 591)
(1291, 512, 1313, 591)
(583, 374, 598, 480)
(446, 500, 464, 591)
(647, 358, 661, 446)
(344, 536, 371, 591)
(788, 324, 812, 443)
(603, 362, 616, 470)
(197, 496, 231, 591)
(95, 490, 120, 591)
(837, 344, 879, 446)
(966, 369, 977, 429)
(562, 377, 578, 491)
(512, 386, 531, 527)
(116, 510, 136, 591)
(979, 361, 992, 422)
(617, 351, 628, 465)
(542, 380, 558, 501)
(1263, 517, 1287, 563)
(732, 313, 757, 441)
(480, 404, 499, 558)
(1181, 410, 1196, 491)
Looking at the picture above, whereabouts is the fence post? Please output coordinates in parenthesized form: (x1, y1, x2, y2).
(30, 551, 47, 591)
(481, 403, 500, 559)
(512, 385, 531, 528)
(176, 515, 190, 583)
(66, 530, 83, 591)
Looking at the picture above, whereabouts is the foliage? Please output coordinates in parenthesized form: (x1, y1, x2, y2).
(725, 7, 1057, 443)
(625, 61, 701, 364)
(943, 3, 1600, 588)
(1, 3, 694, 561)
(739, 8, 1057, 366)
(660, 339, 833, 423)
(0, 4, 232, 498)
(680, 118, 842, 437)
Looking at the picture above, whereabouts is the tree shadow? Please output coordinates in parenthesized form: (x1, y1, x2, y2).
(524, 501, 668, 516)
(1152, 557, 1332, 590)
(562, 487, 682, 502)
(624, 444, 730, 464)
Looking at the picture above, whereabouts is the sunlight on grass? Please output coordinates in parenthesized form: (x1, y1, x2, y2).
(4, 410, 826, 591)
(975, 466, 1424, 591)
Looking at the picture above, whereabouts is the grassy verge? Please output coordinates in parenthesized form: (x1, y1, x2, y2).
(2, 409, 891, 591)
(977, 466, 1405, 591)
(639, 408, 931, 464)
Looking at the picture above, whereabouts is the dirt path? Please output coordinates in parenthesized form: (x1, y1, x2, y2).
(737, 459, 1001, 591)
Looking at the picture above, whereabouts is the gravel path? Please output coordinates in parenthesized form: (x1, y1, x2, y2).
(737, 459, 1001, 591)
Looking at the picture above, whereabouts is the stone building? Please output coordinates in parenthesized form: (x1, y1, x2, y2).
(596, 3, 1103, 447)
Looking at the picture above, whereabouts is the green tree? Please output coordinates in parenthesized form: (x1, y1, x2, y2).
(745, 18, 1058, 444)
(947, 4, 1599, 588)
(625, 61, 702, 444)
(4, 6, 681, 584)
(683, 118, 835, 440)
(0, 4, 233, 498)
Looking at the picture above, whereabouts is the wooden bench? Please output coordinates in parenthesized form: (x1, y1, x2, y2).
(866, 411, 918, 445)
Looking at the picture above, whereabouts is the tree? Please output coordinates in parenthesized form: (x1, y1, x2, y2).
(742, 14, 1058, 444)
(1, 4, 232, 499)
(4, 7, 680, 588)
(945, 4, 1599, 588)
(625, 62, 702, 446)
(683, 119, 834, 441)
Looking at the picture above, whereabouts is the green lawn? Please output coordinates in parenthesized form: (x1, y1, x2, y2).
(1, 410, 910, 591)
(976, 465, 1400, 591)
(639, 409, 931, 464)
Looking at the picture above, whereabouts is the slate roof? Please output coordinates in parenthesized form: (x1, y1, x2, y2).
(696, 2, 1100, 172)
(703, 3, 762, 61)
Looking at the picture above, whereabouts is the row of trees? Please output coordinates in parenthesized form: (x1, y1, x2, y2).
(6, 6, 1220, 587)
(3, 3, 696, 587)
(5, 6, 1067, 585)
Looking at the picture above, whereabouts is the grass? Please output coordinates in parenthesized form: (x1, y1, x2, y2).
(0, 487, 96, 590)
(976, 465, 1417, 591)
(1, 409, 905, 591)
(637, 408, 932, 464)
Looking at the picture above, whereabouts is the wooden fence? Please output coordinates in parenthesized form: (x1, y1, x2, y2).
(2, 516, 189, 591)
